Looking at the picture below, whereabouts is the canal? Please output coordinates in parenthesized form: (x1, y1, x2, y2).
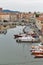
(0, 26, 43, 65)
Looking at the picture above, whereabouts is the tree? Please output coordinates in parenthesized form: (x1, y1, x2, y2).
(35, 13, 40, 17)
(29, 12, 31, 14)
(34, 12, 40, 17)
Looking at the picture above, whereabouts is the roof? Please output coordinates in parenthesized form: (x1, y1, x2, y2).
(39, 13, 43, 17)
(36, 17, 43, 21)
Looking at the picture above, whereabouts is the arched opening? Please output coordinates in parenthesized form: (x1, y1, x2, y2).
(3, 20, 8, 22)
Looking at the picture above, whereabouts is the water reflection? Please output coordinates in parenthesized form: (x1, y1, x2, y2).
(0, 29, 7, 35)
(17, 43, 31, 61)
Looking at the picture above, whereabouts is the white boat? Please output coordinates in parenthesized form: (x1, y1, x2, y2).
(30, 43, 43, 53)
(14, 33, 27, 38)
(14, 32, 36, 39)
(16, 35, 38, 42)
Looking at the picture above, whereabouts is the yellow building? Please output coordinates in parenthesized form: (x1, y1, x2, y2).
(0, 12, 10, 22)
(36, 16, 43, 30)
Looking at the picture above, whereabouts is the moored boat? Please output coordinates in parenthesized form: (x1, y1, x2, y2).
(14, 33, 36, 39)
(14, 34, 22, 38)
(31, 43, 43, 49)
(14, 33, 26, 38)
(16, 35, 40, 43)
(31, 50, 43, 55)
(34, 55, 43, 58)
(16, 35, 35, 42)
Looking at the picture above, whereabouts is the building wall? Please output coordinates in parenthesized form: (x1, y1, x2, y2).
(36, 20, 42, 30)
(0, 12, 35, 22)
(2, 15, 10, 22)
(0, 15, 2, 21)
(0, 12, 10, 22)
(10, 13, 19, 22)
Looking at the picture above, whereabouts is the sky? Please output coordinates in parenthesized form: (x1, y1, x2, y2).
(0, 0, 43, 12)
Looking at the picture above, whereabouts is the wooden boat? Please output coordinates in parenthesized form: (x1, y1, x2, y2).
(34, 55, 43, 58)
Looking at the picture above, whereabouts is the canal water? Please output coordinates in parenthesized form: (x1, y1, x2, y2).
(0, 26, 43, 65)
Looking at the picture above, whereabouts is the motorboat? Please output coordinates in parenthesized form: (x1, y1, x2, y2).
(31, 43, 43, 49)
(31, 49, 43, 55)
(14, 34, 22, 38)
(14, 33, 27, 38)
(14, 32, 35, 39)
(16, 35, 39, 43)
(34, 54, 43, 58)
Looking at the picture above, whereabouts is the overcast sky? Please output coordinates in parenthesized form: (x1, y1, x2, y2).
(0, 0, 43, 12)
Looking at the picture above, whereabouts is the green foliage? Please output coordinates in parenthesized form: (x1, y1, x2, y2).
(35, 13, 40, 17)
(34, 12, 40, 17)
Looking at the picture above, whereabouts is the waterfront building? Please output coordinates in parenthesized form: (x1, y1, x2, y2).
(36, 15, 43, 34)
(0, 12, 10, 22)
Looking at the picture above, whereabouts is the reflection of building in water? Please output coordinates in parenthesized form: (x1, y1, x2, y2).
(17, 43, 28, 60)
(17, 43, 27, 59)
(0, 29, 7, 34)
(0, 25, 7, 34)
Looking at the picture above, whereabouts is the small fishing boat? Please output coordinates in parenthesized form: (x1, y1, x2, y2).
(34, 55, 43, 58)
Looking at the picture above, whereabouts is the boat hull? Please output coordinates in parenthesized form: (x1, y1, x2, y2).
(34, 55, 43, 58)
(31, 51, 43, 55)
(16, 39, 40, 43)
